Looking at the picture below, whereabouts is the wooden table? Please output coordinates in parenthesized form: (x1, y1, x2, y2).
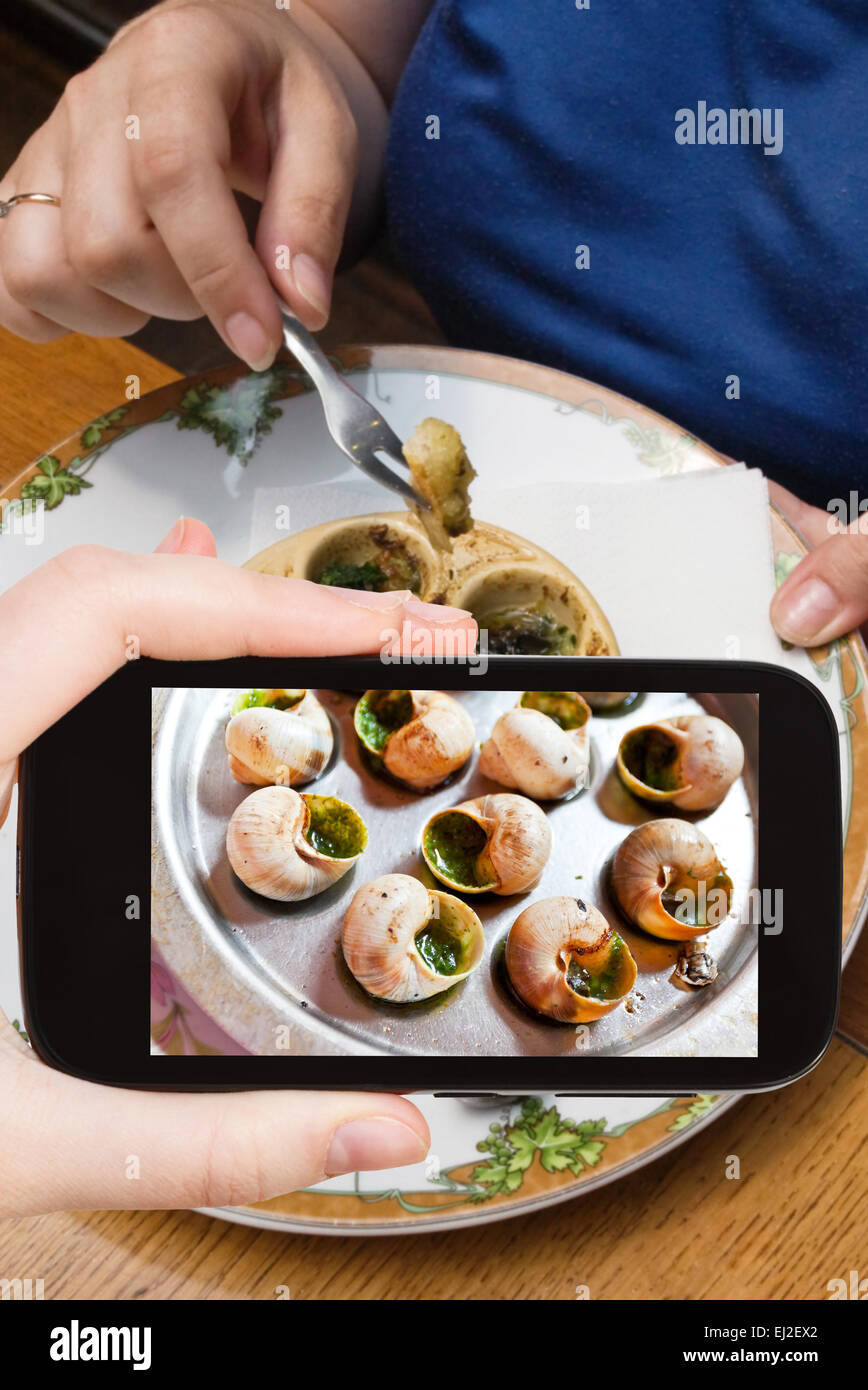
(1, 325, 865, 1300)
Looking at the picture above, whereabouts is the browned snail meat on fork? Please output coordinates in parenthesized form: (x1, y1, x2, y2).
(402, 417, 477, 551)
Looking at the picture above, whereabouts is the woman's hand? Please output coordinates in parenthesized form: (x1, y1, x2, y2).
(0, 0, 393, 365)
(0, 519, 475, 1216)
(769, 482, 868, 647)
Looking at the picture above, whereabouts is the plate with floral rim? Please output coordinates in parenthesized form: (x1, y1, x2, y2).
(1, 344, 865, 1235)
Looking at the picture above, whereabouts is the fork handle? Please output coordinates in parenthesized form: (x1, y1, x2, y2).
(278, 303, 343, 395)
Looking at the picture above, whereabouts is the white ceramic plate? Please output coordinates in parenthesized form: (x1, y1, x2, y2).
(2, 345, 865, 1235)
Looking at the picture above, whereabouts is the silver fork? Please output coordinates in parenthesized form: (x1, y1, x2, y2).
(279, 304, 429, 510)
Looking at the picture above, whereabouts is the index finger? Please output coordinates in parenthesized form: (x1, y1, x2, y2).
(0, 544, 476, 762)
(129, 76, 282, 370)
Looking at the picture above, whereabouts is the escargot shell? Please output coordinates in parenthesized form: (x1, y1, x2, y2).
(611, 818, 733, 940)
(479, 690, 592, 799)
(506, 896, 637, 1023)
(616, 713, 744, 811)
(342, 873, 484, 1002)
(354, 689, 474, 790)
(226, 689, 333, 787)
(226, 785, 366, 902)
(421, 792, 552, 895)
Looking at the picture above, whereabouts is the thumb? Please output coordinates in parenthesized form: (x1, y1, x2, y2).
(770, 531, 868, 646)
(0, 1042, 429, 1215)
(155, 515, 218, 557)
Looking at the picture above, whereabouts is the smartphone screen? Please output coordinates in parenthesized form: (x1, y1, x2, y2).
(151, 683, 759, 1062)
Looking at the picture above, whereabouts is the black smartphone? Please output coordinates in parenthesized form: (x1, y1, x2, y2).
(17, 656, 841, 1096)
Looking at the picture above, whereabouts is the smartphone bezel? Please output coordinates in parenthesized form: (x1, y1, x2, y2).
(18, 656, 842, 1094)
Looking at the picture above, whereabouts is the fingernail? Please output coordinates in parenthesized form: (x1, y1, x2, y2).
(331, 587, 412, 611)
(403, 597, 474, 625)
(325, 1117, 428, 1176)
(774, 576, 840, 644)
(155, 516, 186, 553)
(225, 311, 275, 372)
(291, 253, 331, 326)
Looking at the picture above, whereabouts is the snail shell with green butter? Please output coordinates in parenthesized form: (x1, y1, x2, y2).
(421, 792, 552, 895)
(342, 873, 484, 1002)
(616, 714, 744, 812)
(226, 785, 366, 902)
(611, 818, 733, 941)
(225, 688, 333, 787)
(354, 689, 474, 791)
(506, 896, 637, 1023)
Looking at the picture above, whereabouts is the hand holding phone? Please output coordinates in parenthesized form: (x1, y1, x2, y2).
(0, 520, 482, 1215)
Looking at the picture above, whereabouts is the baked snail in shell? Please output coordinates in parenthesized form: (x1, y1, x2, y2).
(354, 689, 474, 791)
(616, 713, 744, 811)
(226, 785, 367, 902)
(421, 792, 552, 895)
(342, 873, 484, 1002)
(505, 897, 637, 1023)
(226, 688, 333, 787)
(610, 818, 732, 941)
(479, 690, 592, 800)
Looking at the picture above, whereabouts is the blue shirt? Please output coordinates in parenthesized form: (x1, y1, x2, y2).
(387, 0, 867, 506)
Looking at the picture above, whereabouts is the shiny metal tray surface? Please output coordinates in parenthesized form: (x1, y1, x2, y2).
(151, 688, 758, 1057)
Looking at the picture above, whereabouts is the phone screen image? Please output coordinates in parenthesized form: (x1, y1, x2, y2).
(151, 685, 759, 1061)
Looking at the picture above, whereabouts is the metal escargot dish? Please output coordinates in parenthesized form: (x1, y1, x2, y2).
(151, 686, 758, 1057)
(342, 873, 485, 1002)
(479, 690, 592, 800)
(353, 688, 474, 791)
